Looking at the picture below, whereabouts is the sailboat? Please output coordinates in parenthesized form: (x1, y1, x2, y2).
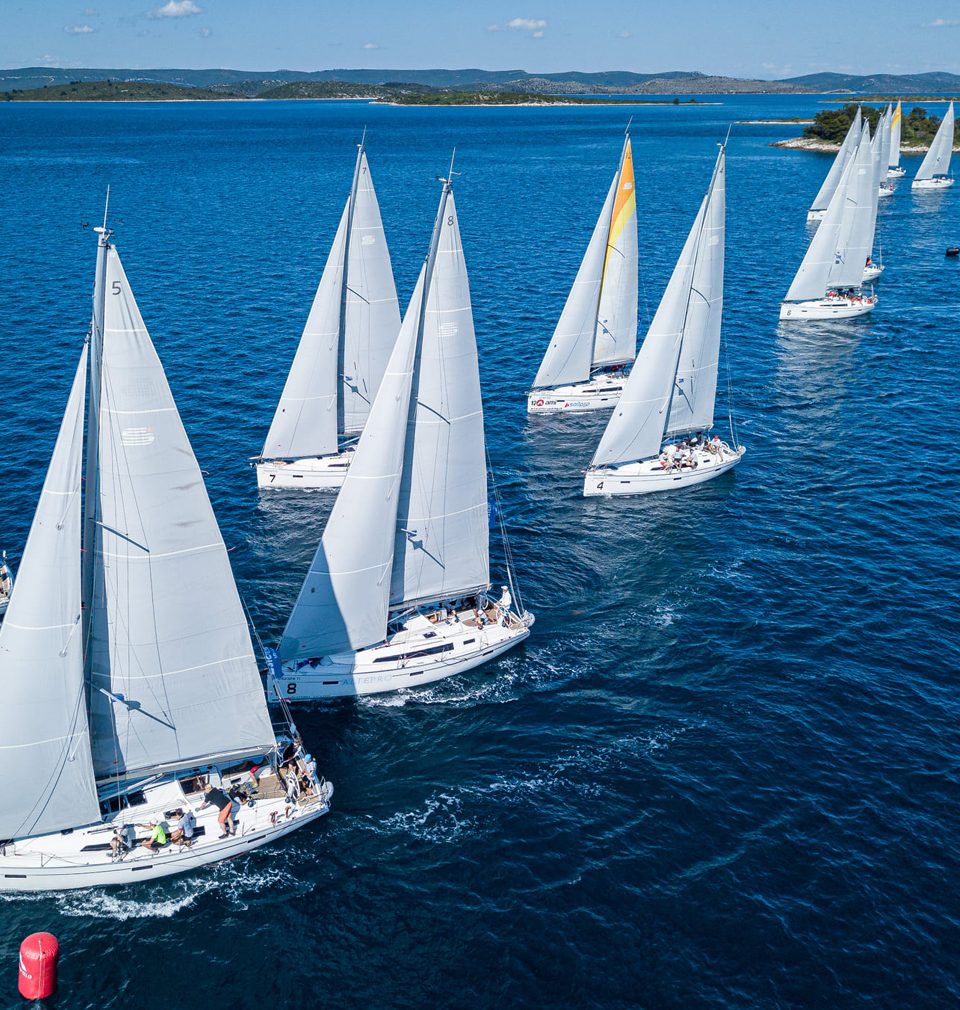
(807, 108, 862, 222)
(877, 106, 895, 200)
(255, 136, 401, 488)
(912, 101, 955, 190)
(584, 144, 743, 497)
(888, 101, 906, 178)
(276, 158, 534, 699)
(781, 123, 878, 320)
(0, 551, 13, 617)
(527, 130, 637, 413)
(0, 213, 332, 892)
(865, 112, 888, 283)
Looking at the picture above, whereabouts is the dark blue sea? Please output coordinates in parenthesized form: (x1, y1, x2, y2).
(0, 94, 958, 1009)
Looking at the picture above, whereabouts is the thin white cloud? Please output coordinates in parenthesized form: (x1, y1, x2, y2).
(615, 30, 632, 39)
(490, 17, 547, 36)
(146, 0, 202, 19)
(64, 24, 95, 34)
(923, 17, 960, 26)
(363, 41, 380, 49)
(199, 26, 212, 37)
(82, 8, 99, 15)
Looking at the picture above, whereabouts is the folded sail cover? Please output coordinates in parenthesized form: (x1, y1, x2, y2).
(532, 136, 638, 388)
(0, 350, 100, 840)
(88, 247, 276, 779)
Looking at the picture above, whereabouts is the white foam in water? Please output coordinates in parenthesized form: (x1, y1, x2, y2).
(56, 876, 220, 920)
(372, 792, 478, 844)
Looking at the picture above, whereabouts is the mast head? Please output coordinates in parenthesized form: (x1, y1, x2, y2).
(624, 116, 633, 137)
(437, 148, 460, 191)
(93, 185, 113, 245)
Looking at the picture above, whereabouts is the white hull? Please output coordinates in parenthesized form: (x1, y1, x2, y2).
(0, 760, 332, 892)
(255, 449, 355, 489)
(912, 177, 954, 191)
(527, 373, 626, 414)
(584, 444, 744, 497)
(878, 185, 894, 199)
(863, 264, 884, 282)
(277, 601, 534, 699)
(887, 166, 906, 179)
(779, 294, 876, 320)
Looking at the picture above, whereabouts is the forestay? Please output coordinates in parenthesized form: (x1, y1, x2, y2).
(809, 109, 862, 215)
(341, 150, 402, 434)
(0, 350, 100, 840)
(88, 246, 275, 779)
(391, 187, 489, 608)
(915, 101, 955, 181)
(262, 206, 347, 460)
(592, 147, 724, 468)
(280, 272, 422, 660)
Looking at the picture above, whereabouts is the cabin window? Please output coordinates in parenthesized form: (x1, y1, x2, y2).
(373, 642, 455, 663)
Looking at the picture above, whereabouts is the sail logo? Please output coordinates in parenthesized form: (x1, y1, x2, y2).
(361, 235, 376, 246)
(120, 426, 156, 446)
(439, 322, 459, 338)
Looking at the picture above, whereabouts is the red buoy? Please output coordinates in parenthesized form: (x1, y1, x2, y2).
(18, 933, 59, 1000)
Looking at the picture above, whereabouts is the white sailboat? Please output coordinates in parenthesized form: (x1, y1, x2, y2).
(276, 159, 534, 699)
(807, 108, 862, 222)
(584, 144, 743, 498)
(0, 551, 13, 617)
(255, 136, 401, 488)
(528, 130, 637, 413)
(877, 106, 895, 200)
(888, 101, 906, 178)
(865, 112, 888, 283)
(913, 101, 955, 190)
(781, 123, 878, 320)
(0, 213, 332, 892)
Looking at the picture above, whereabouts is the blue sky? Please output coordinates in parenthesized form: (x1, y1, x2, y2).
(4, 0, 960, 77)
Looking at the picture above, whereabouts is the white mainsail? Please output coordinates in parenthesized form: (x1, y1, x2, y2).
(532, 134, 637, 388)
(915, 102, 955, 181)
(88, 246, 276, 779)
(263, 142, 400, 459)
(281, 170, 490, 660)
(878, 107, 893, 179)
(390, 186, 489, 609)
(592, 147, 725, 468)
(889, 102, 903, 170)
(809, 108, 862, 216)
(0, 349, 100, 840)
(827, 125, 876, 290)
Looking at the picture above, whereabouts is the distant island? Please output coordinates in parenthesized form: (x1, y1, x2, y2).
(772, 102, 960, 153)
(3, 79, 702, 106)
(6, 66, 960, 98)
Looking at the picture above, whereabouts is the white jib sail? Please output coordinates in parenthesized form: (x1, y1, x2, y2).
(0, 348, 100, 840)
(390, 187, 489, 609)
(261, 204, 348, 460)
(809, 108, 862, 215)
(665, 147, 726, 438)
(828, 125, 876, 290)
(532, 175, 617, 389)
(592, 149, 723, 468)
(889, 102, 903, 169)
(878, 107, 893, 179)
(915, 102, 955, 181)
(279, 270, 423, 661)
(88, 245, 276, 779)
(341, 150, 402, 435)
(785, 139, 860, 302)
(594, 137, 638, 367)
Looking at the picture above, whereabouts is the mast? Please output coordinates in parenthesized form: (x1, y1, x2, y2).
(336, 130, 365, 434)
(82, 189, 110, 656)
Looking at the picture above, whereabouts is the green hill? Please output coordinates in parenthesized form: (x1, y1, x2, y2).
(2, 80, 241, 101)
(804, 102, 959, 146)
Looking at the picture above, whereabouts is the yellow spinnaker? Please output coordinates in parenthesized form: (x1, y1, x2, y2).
(602, 139, 636, 280)
(892, 101, 902, 126)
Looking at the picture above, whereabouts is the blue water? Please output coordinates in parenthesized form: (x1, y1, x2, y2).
(1, 95, 958, 1009)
